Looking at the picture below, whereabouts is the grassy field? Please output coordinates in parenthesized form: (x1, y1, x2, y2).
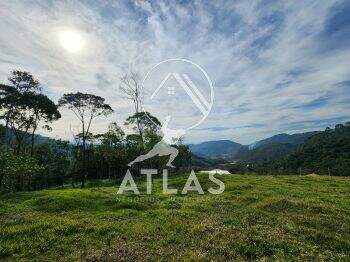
(0, 173, 349, 261)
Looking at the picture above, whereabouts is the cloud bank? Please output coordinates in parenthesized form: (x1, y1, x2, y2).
(0, 0, 349, 144)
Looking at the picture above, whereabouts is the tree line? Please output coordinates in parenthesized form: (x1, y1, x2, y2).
(0, 70, 191, 192)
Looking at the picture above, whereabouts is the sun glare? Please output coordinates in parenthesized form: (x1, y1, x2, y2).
(58, 29, 85, 54)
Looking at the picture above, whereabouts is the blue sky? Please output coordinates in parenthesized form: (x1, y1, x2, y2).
(0, 0, 349, 144)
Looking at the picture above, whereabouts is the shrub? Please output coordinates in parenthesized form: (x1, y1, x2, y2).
(0, 152, 44, 192)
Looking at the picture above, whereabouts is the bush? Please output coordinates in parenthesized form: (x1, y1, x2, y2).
(0, 152, 44, 192)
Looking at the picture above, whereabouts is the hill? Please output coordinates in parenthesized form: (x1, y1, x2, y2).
(0, 173, 349, 260)
(249, 131, 318, 150)
(188, 132, 319, 162)
(188, 140, 244, 159)
(278, 124, 350, 176)
(235, 142, 297, 163)
(1, 125, 49, 145)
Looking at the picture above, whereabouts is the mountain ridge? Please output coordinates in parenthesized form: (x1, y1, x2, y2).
(188, 139, 244, 159)
(249, 131, 319, 150)
(188, 131, 320, 160)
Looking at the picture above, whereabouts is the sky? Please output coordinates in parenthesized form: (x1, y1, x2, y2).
(0, 0, 349, 145)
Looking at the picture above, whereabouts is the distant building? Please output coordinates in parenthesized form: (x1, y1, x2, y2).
(306, 173, 318, 177)
(199, 169, 231, 175)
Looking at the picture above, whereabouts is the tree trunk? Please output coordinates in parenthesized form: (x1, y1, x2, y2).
(15, 138, 21, 155)
(4, 117, 9, 150)
(80, 117, 87, 189)
(30, 127, 36, 156)
(108, 163, 112, 180)
(134, 97, 144, 148)
(81, 137, 86, 189)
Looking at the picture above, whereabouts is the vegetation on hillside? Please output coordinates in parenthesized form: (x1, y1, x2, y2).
(230, 123, 350, 176)
(278, 123, 350, 176)
(235, 142, 297, 164)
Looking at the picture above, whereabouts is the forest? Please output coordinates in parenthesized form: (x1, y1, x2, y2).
(228, 123, 350, 176)
(0, 70, 191, 192)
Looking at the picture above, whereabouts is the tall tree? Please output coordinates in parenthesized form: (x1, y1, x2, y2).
(58, 92, 113, 188)
(0, 86, 35, 154)
(0, 71, 60, 154)
(28, 93, 61, 155)
(0, 71, 41, 149)
(119, 72, 145, 142)
(0, 84, 16, 146)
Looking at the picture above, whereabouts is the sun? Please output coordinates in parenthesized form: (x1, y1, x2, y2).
(58, 29, 85, 54)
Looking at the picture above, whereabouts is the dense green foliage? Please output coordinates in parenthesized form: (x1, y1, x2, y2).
(232, 132, 320, 164)
(0, 153, 44, 191)
(0, 124, 191, 192)
(0, 71, 61, 155)
(278, 124, 350, 176)
(0, 173, 349, 260)
(236, 142, 297, 163)
(228, 123, 350, 176)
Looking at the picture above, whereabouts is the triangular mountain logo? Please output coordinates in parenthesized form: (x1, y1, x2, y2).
(151, 73, 210, 116)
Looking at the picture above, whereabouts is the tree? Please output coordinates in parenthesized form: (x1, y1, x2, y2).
(0, 82, 60, 155)
(0, 86, 35, 154)
(0, 124, 6, 148)
(125, 111, 161, 136)
(3, 70, 41, 148)
(119, 72, 144, 142)
(173, 144, 191, 171)
(95, 122, 126, 179)
(74, 132, 96, 144)
(0, 84, 18, 146)
(58, 92, 113, 188)
(0, 71, 57, 154)
(275, 122, 350, 176)
(0, 152, 44, 192)
(8, 70, 40, 93)
(34, 139, 71, 188)
(27, 93, 61, 155)
(335, 123, 345, 129)
(97, 122, 125, 147)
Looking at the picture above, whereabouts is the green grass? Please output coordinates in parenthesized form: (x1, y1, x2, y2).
(1, 173, 350, 261)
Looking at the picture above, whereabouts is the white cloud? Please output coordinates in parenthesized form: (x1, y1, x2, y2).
(0, 0, 349, 144)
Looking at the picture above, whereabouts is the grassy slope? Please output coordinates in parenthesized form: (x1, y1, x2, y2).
(0, 174, 349, 261)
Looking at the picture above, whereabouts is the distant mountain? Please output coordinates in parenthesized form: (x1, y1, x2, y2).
(1, 125, 50, 145)
(235, 132, 320, 163)
(188, 131, 320, 162)
(235, 142, 298, 163)
(278, 124, 350, 176)
(249, 132, 319, 150)
(188, 140, 244, 159)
